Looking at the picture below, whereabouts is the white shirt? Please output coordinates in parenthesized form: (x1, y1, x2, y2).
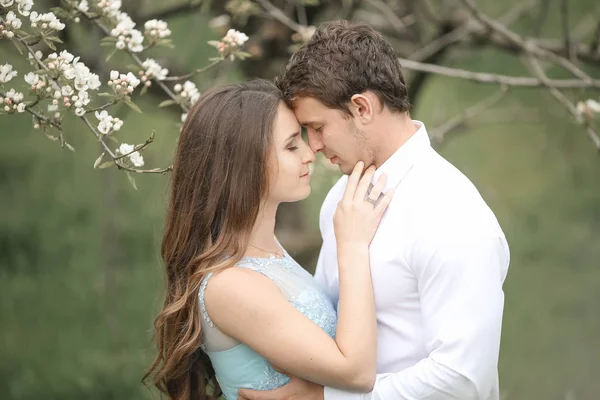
(314, 121, 510, 400)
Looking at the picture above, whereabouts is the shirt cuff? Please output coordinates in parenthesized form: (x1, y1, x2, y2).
(323, 386, 371, 400)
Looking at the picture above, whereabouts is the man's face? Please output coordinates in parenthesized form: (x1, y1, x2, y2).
(292, 97, 373, 175)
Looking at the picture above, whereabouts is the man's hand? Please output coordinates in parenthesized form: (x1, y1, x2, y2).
(237, 376, 324, 400)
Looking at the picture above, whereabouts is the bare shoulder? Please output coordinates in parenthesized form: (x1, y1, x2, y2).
(204, 265, 279, 306)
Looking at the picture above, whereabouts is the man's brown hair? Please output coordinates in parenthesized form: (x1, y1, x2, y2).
(276, 20, 410, 115)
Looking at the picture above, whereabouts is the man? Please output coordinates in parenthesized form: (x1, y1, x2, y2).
(240, 20, 510, 400)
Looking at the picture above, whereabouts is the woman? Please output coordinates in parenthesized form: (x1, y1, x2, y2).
(144, 79, 393, 400)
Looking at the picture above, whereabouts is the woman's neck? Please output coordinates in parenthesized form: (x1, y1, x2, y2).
(248, 200, 280, 254)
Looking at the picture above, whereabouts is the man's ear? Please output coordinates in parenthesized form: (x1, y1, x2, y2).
(349, 92, 375, 124)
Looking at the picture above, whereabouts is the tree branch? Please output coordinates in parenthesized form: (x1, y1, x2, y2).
(398, 58, 600, 89)
(255, 0, 305, 33)
(527, 56, 600, 150)
(137, 1, 204, 22)
(458, 0, 593, 83)
(561, 0, 574, 60)
(430, 87, 509, 145)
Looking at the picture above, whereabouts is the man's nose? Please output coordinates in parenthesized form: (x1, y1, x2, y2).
(307, 130, 324, 153)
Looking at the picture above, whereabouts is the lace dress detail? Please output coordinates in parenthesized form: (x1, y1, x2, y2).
(197, 251, 337, 399)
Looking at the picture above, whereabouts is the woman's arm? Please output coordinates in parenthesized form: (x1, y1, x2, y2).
(205, 162, 393, 392)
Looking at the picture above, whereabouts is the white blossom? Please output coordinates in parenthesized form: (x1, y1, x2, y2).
(17, 102, 26, 113)
(128, 29, 144, 52)
(223, 29, 249, 46)
(61, 85, 74, 97)
(110, 13, 144, 52)
(98, 0, 122, 18)
(118, 143, 144, 167)
(16, 0, 33, 16)
(6, 11, 22, 29)
(110, 70, 119, 81)
(48, 104, 58, 112)
(0, 64, 18, 83)
(27, 50, 43, 61)
(59, 50, 75, 63)
(586, 99, 600, 113)
(144, 19, 171, 39)
(77, 0, 89, 13)
(142, 58, 168, 80)
(0, 0, 14, 8)
(24, 72, 39, 85)
(29, 11, 65, 31)
(181, 80, 200, 104)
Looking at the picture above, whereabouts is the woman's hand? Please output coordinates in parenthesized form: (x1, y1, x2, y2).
(334, 161, 394, 247)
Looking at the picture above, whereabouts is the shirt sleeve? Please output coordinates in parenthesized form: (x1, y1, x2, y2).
(324, 228, 510, 400)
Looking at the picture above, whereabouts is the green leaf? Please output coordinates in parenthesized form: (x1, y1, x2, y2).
(49, 36, 64, 44)
(124, 99, 142, 113)
(93, 152, 105, 169)
(157, 39, 175, 48)
(97, 160, 115, 169)
(100, 36, 118, 43)
(126, 172, 138, 190)
(43, 38, 57, 51)
(105, 48, 118, 62)
(158, 99, 177, 108)
(100, 41, 117, 47)
(140, 85, 148, 95)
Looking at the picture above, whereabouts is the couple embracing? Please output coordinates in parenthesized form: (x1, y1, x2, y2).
(145, 20, 510, 400)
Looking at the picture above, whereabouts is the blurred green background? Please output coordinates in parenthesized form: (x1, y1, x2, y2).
(1, 0, 599, 399)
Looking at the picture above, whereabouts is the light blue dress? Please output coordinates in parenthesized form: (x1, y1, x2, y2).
(198, 251, 338, 399)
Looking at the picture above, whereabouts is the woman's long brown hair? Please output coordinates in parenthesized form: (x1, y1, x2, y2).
(144, 79, 282, 399)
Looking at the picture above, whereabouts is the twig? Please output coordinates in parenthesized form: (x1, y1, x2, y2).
(534, 0, 551, 36)
(255, 0, 305, 33)
(7, 26, 172, 173)
(296, 2, 307, 27)
(161, 59, 223, 82)
(410, 0, 538, 62)
(561, 0, 574, 60)
(81, 13, 187, 111)
(430, 87, 508, 144)
(459, 0, 592, 83)
(398, 57, 600, 89)
(365, 0, 408, 36)
(527, 56, 600, 150)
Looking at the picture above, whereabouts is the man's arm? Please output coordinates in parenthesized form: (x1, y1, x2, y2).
(324, 229, 510, 400)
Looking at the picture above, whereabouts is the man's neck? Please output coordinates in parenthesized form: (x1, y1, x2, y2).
(373, 114, 419, 168)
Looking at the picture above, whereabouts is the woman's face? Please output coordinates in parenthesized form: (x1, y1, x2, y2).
(267, 102, 315, 203)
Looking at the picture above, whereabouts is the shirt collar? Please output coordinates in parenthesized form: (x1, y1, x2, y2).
(372, 120, 431, 191)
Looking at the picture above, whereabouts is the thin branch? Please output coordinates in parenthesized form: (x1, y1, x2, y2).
(459, 0, 593, 83)
(398, 58, 600, 89)
(527, 56, 600, 150)
(81, 12, 186, 111)
(6, 23, 172, 173)
(255, 0, 305, 33)
(86, 99, 118, 113)
(137, 2, 204, 22)
(161, 59, 223, 81)
(561, 0, 574, 60)
(534, 0, 551, 36)
(365, 0, 408, 36)
(410, 0, 538, 62)
(430, 88, 508, 144)
(296, 2, 307, 27)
